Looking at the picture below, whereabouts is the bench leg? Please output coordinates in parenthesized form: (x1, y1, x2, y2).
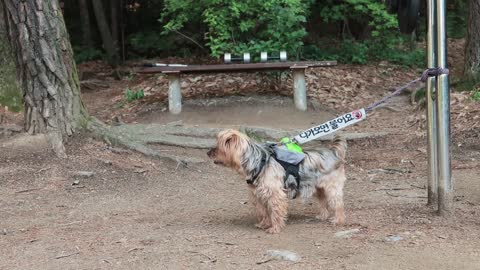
(292, 69, 307, 111)
(167, 73, 182, 114)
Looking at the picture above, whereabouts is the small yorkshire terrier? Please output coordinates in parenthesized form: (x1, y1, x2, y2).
(207, 129, 347, 234)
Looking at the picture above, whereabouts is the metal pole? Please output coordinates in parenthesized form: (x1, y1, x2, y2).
(426, 0, 438, 206)
(435, 0, 453, 215)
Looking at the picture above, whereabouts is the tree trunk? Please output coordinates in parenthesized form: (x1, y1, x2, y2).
(2, 0, 87, 157)
(111, 0, 119, 49)
(464, 0, 480, 81)
(78, 0, 93, 48)
(92, 0, 119, 66)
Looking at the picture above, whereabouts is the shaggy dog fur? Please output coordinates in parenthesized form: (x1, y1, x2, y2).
(207, 129, 347, 234)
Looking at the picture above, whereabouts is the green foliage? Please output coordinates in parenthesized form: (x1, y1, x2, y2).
(0, 89, 22, 112)
(447, 0, 466, 39)
(0, 38, 22, 112)
(162, 0, 312, 57)
(337, 40, 369, 64)
(61, 0, 428, 67)
(316, 0, 404, 63)
(372, 43, 425, 67)
(73, 46, 104, 63)
(456, 79, 480, 101)
(302, 39, 425, 67)
(319, 0, 398, 42)
(472, 90, 480, 101)
(125, 88, 145, 102)
(302, 0, 425, 67)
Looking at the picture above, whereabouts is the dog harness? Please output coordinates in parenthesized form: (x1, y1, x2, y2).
(271, 145, 305, 190)
(246, 145, 305, 190)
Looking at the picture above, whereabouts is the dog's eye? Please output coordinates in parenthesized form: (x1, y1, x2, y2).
(225, 138, 232, 145)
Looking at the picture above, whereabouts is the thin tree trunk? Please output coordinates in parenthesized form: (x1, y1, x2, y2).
(92, 0, 119, 66)
(111, 0, 119, 49)
(464, 0, 480, 81)
(2, 0, 87, 158)
(78, 0, 93, 48)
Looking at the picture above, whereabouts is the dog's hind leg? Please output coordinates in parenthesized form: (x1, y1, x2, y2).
(326, 187, 345, 225)
(322, 170, 346, 225)
(315, 187, 330, 221)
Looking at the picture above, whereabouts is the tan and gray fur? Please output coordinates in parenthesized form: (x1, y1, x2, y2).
(207, 129, 347, 234)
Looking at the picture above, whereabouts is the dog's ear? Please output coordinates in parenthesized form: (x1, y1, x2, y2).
(224, 134, 237, 148)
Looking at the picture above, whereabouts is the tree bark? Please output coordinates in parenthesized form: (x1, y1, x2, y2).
(92, 0, 119, 66)
(464, 0, 480, 81)
(78, 0, 93, 48)
(2, 0, 87, 157)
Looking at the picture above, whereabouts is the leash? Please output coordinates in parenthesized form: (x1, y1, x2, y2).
(291, 68, 449, 145)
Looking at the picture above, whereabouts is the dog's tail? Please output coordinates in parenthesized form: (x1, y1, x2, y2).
(331, 135, 347, 160)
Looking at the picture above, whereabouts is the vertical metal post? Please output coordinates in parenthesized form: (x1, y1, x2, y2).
(426, 0, 438, 206)
(291, 67, 308, 111)
(165, 71, 182, 114)
(435, 0, 453, 215)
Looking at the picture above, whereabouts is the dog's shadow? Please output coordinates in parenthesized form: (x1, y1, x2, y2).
(216, 212, 322, 228)
(286, 213, 322, 224)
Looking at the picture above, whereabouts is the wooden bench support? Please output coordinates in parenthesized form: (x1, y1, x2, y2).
(165, 71, 182, 114)
(291, 67, 308, 111)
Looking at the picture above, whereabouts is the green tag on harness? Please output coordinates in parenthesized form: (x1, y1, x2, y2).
(280, 137, 303, 153)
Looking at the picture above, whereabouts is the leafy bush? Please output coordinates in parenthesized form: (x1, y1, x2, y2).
(162, 0, 311, 57)
(301, 0, 425, 67)
(125, 88, 144, 102)
(472, 90, 480, 101)
(447, 0, 466, 39)
(319, 0, 398, 42)
(302, 39, 425, 67)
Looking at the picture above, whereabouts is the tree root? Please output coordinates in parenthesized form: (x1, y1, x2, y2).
(86, 118, 204, 166)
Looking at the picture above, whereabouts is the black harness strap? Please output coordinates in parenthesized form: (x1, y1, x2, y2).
(246, 152, 268, 185)
(271, 153, 301, 190)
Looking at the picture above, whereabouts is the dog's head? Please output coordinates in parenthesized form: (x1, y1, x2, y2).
(207, 129, 249, 170)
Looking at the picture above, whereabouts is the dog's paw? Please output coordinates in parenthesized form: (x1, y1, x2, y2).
(328, 215, 345, 226)
(255, 223, 268, 230)
(255, 220, 271, 229)
(315, 211, 330, 221)
(265, 226, 281, 234)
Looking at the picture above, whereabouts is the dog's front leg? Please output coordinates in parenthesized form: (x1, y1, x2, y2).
(249, 187, 271, 229)
(257, 186, 288, 234)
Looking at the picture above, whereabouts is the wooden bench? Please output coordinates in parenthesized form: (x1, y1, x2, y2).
(138, 61, 337, 114)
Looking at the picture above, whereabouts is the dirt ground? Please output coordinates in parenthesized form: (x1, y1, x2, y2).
(1, 39, 480, 269)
